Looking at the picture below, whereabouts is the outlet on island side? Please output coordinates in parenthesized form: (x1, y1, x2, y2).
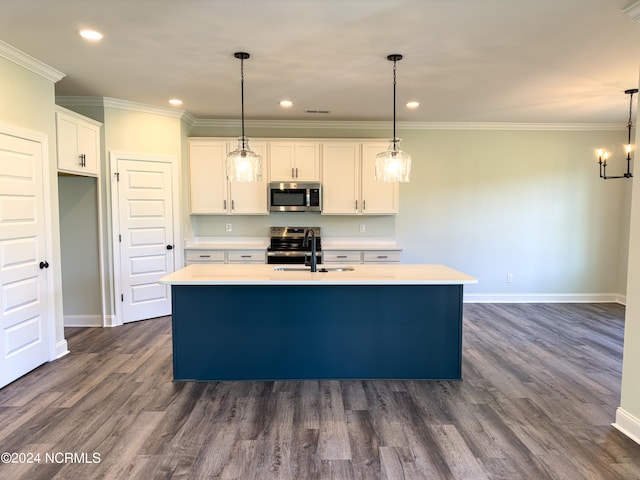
(507, 274, 513, 283)
(359, 224, 366, 233)
(225, 223, 232, 232)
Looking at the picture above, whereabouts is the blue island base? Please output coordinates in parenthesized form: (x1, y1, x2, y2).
(171, 284, 463, 381)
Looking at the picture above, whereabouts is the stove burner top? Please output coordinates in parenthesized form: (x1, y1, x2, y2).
(268, 227, 322, 252)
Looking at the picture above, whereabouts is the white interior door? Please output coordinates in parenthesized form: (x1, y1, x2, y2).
(115, 157, 175, 323)
(0, 132, 51, 388)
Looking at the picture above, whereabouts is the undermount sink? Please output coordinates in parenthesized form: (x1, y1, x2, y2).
(273, 266, 355, 273)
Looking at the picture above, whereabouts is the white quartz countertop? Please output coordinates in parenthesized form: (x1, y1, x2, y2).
(160, 263, 477, 286)
(184, 237, 269, 250)
(184, 237, 401, 251)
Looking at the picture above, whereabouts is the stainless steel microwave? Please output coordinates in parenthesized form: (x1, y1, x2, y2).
(268, 182, 322, 212)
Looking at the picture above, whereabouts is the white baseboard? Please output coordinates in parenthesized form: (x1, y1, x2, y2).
(464, 293, 625, 304)
(613, 408, 640, 445)
(103, 315, 121, 327)
(64, 314, 104, 327)
(55, 339, 69, 359)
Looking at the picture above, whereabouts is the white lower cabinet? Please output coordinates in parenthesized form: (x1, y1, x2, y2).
(227, 250, 266, 263)
(185, 250, 225, 265)
(322, 251, 362, 264)
(363, 250, 402, 263)
(323, 249, 402, 264)
(185, 249, 266, 265)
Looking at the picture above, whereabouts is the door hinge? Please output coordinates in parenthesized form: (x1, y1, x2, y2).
(121, 294, 124, 302)
(115, 172, 120, 182)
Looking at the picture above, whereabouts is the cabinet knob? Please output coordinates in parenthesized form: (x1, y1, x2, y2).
(166, 245, 174, 250)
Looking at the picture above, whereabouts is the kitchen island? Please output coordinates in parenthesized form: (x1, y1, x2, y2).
(160, 263, 477, 381)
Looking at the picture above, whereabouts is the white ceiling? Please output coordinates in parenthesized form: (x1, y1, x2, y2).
(1, 0, 640, 124)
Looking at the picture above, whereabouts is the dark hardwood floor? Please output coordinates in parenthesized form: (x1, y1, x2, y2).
(1, 303, 639, 479)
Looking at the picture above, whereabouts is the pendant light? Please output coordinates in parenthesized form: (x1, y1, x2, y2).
(226, 52, 262, 182)
(375, 54, 412, 182)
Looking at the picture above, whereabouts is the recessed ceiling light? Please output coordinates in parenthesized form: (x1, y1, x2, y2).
(79, 29, 103, 41)
(169, 99, 183, 106)
(279, 100, 293, 108)
(406, 101, 420, 109)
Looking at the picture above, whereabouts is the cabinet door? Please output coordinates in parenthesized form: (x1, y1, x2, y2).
(77, 122, 100, 175)
(293, 142, 321, 181)
(361, 142, 399, 214)
(269, 141, 320, 181)
(269, 141, 295, 181)
(188, 141, 228, 214)
(321, 142, 360, 214)
(229, 141, 268, 214)
(56, 110, 101, 176)
(56, 113, 81, 172)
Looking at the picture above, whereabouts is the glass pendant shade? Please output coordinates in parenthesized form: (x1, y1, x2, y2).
(226, 137, 262, 182)
(375, 138, 412, 182)
(225, 51, 262, 182)
(376, 54, 411, 182)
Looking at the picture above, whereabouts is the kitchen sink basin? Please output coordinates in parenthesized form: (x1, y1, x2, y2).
(273, 266, 355, 272)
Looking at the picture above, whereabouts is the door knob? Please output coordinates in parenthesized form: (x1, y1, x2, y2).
(39, 261, 49, 269)
(166, 245, 174, 250)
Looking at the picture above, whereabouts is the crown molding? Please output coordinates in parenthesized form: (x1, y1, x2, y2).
(0, 40, 64, 82)
(193, 118, 624, 132)
(54, 96, 625, 131)
(623, 1, 640, 20)
(56, 96, 187, 120)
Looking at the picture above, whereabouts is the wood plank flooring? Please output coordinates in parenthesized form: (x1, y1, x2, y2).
(0, 303, 639, 479)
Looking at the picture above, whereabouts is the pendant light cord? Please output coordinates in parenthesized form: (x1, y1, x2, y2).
(393, 58, 397, 147)
(240, 57, 246, 150)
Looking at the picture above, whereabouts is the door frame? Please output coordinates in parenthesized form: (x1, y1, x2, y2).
(0, 121, 61, 361)
(109, 151, 182, 326)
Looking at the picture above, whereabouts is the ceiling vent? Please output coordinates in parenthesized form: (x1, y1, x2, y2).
(304, 109, 331, 114)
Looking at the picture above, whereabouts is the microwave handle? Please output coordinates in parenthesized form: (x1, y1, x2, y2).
(306, 189, 310, 207)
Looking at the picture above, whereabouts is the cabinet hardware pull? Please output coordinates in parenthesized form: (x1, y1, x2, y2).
(39, 261, 49, 269)
(166, 245, 174, 250)
(241, 255, 251, 258)
(232, 200, 235, 210)
(223, 199, 227, 209)
(363, 199, 366, 210)
(337, 255, 347, 258)
(199, 255, 211, 258)
(377, 255, 388, 259)
(295, 167, 299, 178)
(291, 167, 295, 178)
(355, 200, 358, 210)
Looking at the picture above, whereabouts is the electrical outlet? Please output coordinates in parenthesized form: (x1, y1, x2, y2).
(225, 223, 232, 232)
(507, 274, 513, 283)
(359, 224, 366, 233)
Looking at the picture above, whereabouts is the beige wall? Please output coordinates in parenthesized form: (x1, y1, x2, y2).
(189, 124, 632, 300)
(101, 107, 183, 319)
(0, 55, 65, 351)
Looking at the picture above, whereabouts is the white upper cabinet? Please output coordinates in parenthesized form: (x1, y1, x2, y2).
(322, 141, 398, 215)
(55, 107, 101, 176)
(360, 142, 399, 215)
(322, 142, 360, 214)
(189, 140, 228, 214)
(269, 141, 320, 181)
(188, 139, 268, 215)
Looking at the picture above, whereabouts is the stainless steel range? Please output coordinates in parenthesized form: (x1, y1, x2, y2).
(266, 226, 322, 265)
